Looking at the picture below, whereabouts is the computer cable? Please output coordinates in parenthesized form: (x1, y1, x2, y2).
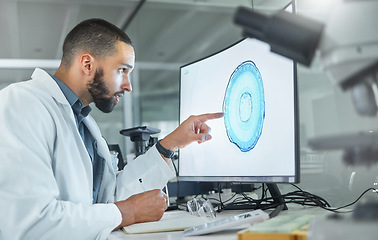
(319, 187, 377, 213)
(179, 182, 377, 216)
(215, 183, 275, 212)
(276, 184, 330, 208)
(285, 184, 378, 213)
(215, 183, 329, 211)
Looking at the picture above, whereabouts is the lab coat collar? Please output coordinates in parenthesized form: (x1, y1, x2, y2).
(31, 68, 71, 107)
(31, 68, 79, 131)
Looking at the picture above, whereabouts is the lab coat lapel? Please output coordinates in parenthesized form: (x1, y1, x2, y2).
(82, 116, 112, 167)
(83, 115, 117, 203)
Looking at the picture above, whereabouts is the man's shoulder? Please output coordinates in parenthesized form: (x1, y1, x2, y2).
(0, 79, 62, 122)
(1, 79, 49, 102)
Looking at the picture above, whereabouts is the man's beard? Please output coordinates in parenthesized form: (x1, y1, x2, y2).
(88, 68, 117, 113)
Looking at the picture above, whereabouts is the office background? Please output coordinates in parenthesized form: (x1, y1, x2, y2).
(0, 0, 377, 207)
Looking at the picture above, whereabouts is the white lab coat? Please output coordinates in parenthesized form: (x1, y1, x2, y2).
(0, 68, 175, 240)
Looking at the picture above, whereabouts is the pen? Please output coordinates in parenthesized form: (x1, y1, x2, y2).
(163, 184, 170, 207)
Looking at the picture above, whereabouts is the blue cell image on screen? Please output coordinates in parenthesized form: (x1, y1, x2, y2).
(223, 60, 265, 152)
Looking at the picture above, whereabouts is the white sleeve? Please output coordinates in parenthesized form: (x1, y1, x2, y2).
(115, 146, 176, 201)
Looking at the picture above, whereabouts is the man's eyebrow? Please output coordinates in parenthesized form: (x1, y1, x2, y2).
(122, 63, 133, 69)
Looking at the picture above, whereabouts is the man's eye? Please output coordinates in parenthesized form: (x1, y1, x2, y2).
(119, 68, 127, 74)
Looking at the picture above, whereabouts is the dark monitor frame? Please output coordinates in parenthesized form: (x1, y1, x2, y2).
(175, 2, 298, 211)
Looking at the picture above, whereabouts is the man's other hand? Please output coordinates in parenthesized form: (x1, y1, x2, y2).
(114, 189, 168, 229)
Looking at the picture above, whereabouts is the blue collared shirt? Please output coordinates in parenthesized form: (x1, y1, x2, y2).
(52, 75, 103, 203)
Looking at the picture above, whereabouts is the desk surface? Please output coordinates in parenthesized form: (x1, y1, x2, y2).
(108, 205, 327, 240)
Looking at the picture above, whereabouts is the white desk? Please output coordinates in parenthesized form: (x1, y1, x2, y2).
(108, 203, 378, 240)
(108, 206, 326, 240)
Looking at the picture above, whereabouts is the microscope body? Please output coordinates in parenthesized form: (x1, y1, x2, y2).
(120, 126, 160, 157)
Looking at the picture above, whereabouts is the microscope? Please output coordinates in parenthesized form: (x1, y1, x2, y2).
(234, 1, 378, 239)
(120, 126, 160, 158)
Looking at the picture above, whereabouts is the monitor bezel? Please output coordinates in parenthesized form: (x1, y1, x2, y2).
(178, 37, 299, 184)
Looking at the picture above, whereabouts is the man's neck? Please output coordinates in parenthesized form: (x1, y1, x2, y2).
(54, 66, 92, 107)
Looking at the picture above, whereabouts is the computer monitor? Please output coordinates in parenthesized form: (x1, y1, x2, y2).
(178, 37, 299, 184)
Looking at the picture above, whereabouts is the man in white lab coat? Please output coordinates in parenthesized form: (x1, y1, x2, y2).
(0, 19, 223, 240)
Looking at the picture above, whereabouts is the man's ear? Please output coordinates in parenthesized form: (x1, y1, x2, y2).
(80, 54, 95, 76)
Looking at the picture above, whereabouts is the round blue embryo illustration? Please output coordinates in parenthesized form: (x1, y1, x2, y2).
(223, 60, 265, 152)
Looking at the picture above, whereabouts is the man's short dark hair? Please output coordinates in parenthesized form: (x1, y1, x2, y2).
(61, 18, 133, 68)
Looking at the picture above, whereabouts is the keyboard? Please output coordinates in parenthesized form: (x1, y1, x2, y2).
(183, 209, 269, 236)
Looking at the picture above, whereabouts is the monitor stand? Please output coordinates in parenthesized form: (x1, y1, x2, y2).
(266, 183, 288, 211)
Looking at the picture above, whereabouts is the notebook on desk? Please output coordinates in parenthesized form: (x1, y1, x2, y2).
(122, 211, 210, 234)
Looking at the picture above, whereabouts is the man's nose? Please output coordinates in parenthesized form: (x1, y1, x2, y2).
(121, 75, 132, 92)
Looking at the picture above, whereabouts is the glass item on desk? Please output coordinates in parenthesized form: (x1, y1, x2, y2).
(187, 197, 216, 219)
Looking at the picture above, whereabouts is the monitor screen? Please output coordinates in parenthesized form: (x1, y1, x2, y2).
(178, 38, 299, 183)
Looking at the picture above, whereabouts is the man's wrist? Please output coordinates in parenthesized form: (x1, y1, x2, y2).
(156, 140, 175, 159)
(114, 201, 135, 229)
(159, 137, 177, 151)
